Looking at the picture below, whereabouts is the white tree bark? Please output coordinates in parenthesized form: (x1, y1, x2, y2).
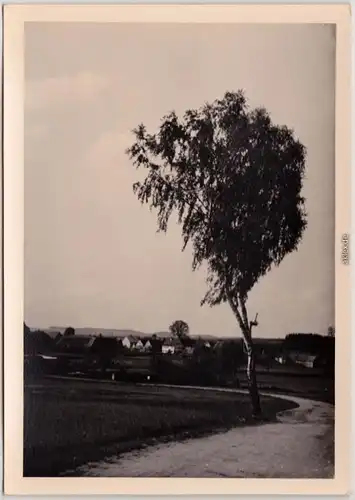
(227, 294, 262, 417)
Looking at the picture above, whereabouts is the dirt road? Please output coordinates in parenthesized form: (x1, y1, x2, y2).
(72, 390, 334, 478)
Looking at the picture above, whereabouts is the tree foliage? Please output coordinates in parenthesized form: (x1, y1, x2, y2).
(169, 320, 190, 339)
(24, 329, 55, 355)
(215, 340, 244, 374)
(127, 90, 307, 312)
(63, 327, 75, 337)
(284, 333, 334, 356)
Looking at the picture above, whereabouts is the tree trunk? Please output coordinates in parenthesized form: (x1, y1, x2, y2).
(226, 295, 262, 417)
(244, 336, 262, 417)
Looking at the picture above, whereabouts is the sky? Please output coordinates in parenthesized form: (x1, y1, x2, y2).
(24, 22, 335, 337)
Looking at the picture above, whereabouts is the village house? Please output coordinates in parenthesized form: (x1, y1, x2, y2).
(161, 337, 182, 355)
(122, 335, 138, 350)
(46, 330, 63, 343)
(160, 338, 199, 356)
(134, 339, 144, 351)
(143, 340, 152, 351)
(275, 354, 287, 365)
(122, 336, 130, 349)
(56, 335, 96, 353)
(162, 343, 175, 355)
(287, 351, 317, 368)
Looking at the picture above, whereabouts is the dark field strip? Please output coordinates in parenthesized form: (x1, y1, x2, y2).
(24, 378, 297, 477)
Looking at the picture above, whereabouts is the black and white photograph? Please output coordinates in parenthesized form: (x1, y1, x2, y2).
(2, 3, 352, 494)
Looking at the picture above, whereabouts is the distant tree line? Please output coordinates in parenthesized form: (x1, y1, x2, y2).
(24, 320, 335, 384)
(284, 333, 335, 356)
(24, 323, 57, 355)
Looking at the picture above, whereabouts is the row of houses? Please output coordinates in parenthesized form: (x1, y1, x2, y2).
(121, 335, 212, 354)
(113, 335, 213, 355)
(27, 325, 334, 370)
(42, 331, 213, 356)
(53, 334, 330, 369)
(25, 324, 215, 357)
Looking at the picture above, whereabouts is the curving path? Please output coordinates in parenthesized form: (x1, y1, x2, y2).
(71, 388, 335, 478)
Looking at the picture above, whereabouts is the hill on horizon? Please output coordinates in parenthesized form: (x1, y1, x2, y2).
(45, 326, 220, 340)
(46, 327, 158, 338)
(42, 326, 285, 342)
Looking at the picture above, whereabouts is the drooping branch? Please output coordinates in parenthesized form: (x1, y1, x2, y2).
(152, 169, 208, 217)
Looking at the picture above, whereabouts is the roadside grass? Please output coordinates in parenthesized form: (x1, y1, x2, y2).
(154, 355, 334, 404)
(24, 378, 297, 477)
(237, 373, 334, 404)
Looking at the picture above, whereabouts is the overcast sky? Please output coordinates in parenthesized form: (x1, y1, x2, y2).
(24, 22, 335, 337)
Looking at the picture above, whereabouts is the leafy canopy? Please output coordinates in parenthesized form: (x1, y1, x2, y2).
(169, 320, 190, 338)
(63, 327, 75, 337)
(127, 90, 307, 308)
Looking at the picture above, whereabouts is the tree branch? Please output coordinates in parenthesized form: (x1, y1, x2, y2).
(151, 169, 208, 221)
(170, 162, 211, 216)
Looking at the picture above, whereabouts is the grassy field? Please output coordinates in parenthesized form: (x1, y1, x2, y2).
(151, 355, 334, 404)
(24, 377, 297, 477)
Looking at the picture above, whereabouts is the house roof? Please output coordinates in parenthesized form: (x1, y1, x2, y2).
(46, 331, 62, 340)
(91, 336, 119, 350)
(56, 335, 95, 353)
(163, 337, 182, 347)
(289, 352, 317, 362)
(162, 344, 175, 349)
